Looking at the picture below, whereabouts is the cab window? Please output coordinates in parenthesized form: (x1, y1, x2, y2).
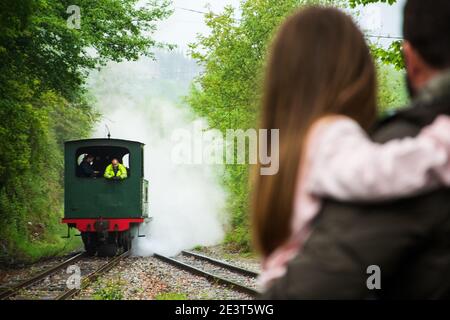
(75, 146, 130, 178)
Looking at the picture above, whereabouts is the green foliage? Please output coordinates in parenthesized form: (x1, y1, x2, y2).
(349, 0, 397, 7)
(0, 0, 171, 263)
(0, 0, 173, 98)
(377, 63, 409, 114)
(93, 279, 125, 300)
(155, 292, 188, 300)
(371, 41, 404, 70)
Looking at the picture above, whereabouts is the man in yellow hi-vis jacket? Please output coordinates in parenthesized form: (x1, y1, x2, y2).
(104, 159, 127, 180)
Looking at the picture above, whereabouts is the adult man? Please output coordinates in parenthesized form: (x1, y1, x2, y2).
(263, 0, 450, 299)
(104, 158, 128, 180)
(79, 154, 96, 177)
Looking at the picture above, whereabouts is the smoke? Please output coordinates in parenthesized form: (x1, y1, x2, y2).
(88, 57, 226, 256)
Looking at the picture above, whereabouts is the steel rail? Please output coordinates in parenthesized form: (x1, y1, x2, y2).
(154, 253, 260, 297)
(55, 250, 130, 300)
(181, 250, 259, 278)
(0, 252, 85, 300)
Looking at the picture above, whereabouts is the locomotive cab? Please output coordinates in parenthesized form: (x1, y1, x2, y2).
(63, 138, 149, 256)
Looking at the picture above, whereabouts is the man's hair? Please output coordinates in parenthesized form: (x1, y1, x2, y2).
(404, 0, 450, 69)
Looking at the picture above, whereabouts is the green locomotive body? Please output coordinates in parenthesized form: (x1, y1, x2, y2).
(63, 138, 149, 256)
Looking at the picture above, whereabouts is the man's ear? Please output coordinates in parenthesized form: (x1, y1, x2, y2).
(403, 42, 413, 72)
(403, 41, 420, 90)
(403, 41, 438, 91)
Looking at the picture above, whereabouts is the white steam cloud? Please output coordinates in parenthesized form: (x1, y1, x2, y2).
(88, 58, 226, 257)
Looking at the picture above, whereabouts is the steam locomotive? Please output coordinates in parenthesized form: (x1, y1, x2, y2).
(62, 138, 149, 256)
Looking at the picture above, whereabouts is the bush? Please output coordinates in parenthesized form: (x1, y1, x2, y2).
(93, 279, 125, 300)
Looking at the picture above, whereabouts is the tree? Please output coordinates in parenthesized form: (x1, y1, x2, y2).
(1, 0, 173, 98)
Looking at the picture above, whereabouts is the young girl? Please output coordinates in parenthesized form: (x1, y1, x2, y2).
(251, 7, 450, 288)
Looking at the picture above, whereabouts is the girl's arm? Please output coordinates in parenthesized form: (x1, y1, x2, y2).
(305, 115, 450, 202)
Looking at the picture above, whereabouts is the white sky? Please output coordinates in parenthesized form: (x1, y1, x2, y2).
(155, 0, 407, 52)
(155, 0, 240, 51)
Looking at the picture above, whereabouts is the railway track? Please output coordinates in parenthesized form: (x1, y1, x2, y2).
(0, 252, 85, 300)
(182, 250, 259, 278)
(154, 250, 261, 297)
(1, 251, 129, 300)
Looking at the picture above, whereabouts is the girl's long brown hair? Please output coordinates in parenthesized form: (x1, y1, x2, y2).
(252, 7, 377, 258)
